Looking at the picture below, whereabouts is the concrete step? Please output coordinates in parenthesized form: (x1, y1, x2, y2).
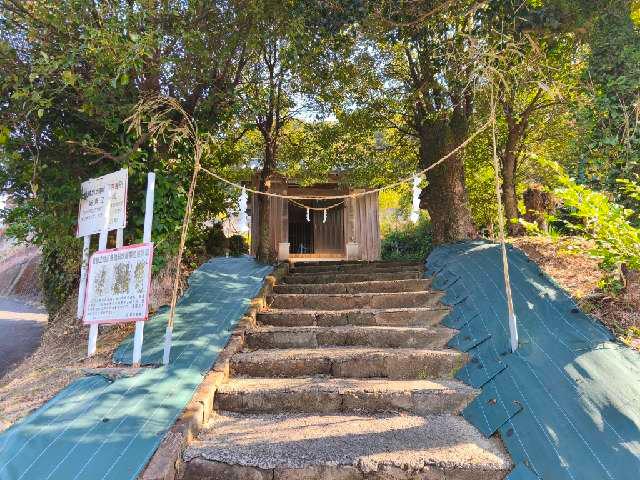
(268, 291, 444, 310)
(230, 347, 467, 379)
(288, 261, 424, 275)
(183, 412, 512, 480)
(273, 278, 433, 294)
(257, 307, 449, 328)
(245, 325, 455, 349)
(283, 270, 423, 284)
(215, 377, 478, 415)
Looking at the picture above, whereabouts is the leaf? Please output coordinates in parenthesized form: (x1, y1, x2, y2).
(62, 70, 76, 86)
(119, 73, 129, 85)
(0, 126, 9, 145)
(37, 108, 44, 118)
(129, 32, 139, 42)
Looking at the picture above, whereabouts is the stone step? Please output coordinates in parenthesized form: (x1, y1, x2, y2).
(291, 259, 421, 266)
(230, 347, 467, 379)
(183, 412, 512, 480)
(283, 270, 423, 284)
(268, 291, 444, 310)
(257, 307, 449, 328)
(273, 278, 433, 294)
(245, 325, 455, 349)
(288, 261, 424, 274)
(215, 377, 477, 415)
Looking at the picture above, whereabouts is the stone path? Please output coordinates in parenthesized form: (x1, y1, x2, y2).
(183, 261, 512, 479)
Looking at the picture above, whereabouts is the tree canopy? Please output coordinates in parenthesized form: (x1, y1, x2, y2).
(1, 0, 639, 310)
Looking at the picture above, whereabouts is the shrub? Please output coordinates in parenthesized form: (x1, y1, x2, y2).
(228, 234, 249, 256)
(203, 223, 227, 257)
(381, 215, 432, 262)
(555, 178, 640, 272)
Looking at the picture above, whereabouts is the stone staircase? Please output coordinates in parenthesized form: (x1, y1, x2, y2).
(183, 261, 511, 479)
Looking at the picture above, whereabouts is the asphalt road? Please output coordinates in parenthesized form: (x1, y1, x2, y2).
(0, 296, 47, 379)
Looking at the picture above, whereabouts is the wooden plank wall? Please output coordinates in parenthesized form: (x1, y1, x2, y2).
(344, 192, 381, 261)
(249, 195, 288, 256)
(249, 178, 380, 260)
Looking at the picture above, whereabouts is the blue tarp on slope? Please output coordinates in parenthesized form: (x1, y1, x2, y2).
(427, 241, 640, 479)
(0, 256, 272, 480)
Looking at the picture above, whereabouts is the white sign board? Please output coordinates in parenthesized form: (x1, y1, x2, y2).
(83, 243, 153, 325)
(77, 169, 128, 237)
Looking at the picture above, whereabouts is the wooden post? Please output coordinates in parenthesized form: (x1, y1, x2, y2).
(164, 151, 201, 365)
(77, 235, 91, 319)
(132, 172, 155, 367)
(116, 228, 124, 248)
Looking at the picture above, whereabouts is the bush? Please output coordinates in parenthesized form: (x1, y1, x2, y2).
(555, 178, 640, 272)
(40, 240, 82, 314)
(228, 234, 249, 256)
(381, 215, 432, 262)
(203, 223, 227, 257)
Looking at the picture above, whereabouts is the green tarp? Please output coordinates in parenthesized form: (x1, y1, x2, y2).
(428, 241, 640, 479)
(0, 256, 272, 480)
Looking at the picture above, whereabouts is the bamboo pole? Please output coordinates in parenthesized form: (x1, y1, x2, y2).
(490, 86, 519, 353)
(163, 149, 202, 365)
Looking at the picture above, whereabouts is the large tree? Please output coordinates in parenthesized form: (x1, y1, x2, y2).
(360, 1, 481, 244)
(480, 1, 580, 234)
(577, 1, 640, 193)
(239, 0, 359, 261)
(240, 1, 299, 262)
(0, 0, 257, 309)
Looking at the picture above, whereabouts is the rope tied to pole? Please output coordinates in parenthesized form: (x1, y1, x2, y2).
(150, 95, 494, 365)
(197, 119, 490, 203)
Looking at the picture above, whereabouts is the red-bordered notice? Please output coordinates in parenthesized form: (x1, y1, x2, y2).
(83, 243, 154, 325)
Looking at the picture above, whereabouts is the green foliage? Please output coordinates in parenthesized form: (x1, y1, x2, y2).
(0, 1, 254, 312)
(379, 185, 414, 236)
(381, 215, 432, 262)
(279, 115, 418, 189)
(228, 234, 249, 256)
(575, 5, 640, 192)
(203, 224, 228, 258)
(555, 178, 640, 272)
(1, 0, 639, 311)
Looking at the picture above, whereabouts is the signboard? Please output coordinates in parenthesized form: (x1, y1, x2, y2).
(83, 243, 153, 325)
(77, 169, 128, 237)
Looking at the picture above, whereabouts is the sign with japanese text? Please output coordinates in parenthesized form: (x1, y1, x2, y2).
(76, 169, 128, 237)
(83, 243, 154, 325)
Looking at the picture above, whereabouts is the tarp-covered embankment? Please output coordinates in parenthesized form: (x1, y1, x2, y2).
(427, 241, 640, 480)
(0, 256, 272, 480)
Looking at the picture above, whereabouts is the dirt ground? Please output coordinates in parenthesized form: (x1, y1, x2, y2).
(510, 236, 640, 348)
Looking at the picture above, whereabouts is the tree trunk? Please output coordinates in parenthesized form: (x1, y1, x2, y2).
(255, 137, 277, 263)
(501, 124, 524, 236)
(418, 116, 477, 244)
(523, 185, 554, 232)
